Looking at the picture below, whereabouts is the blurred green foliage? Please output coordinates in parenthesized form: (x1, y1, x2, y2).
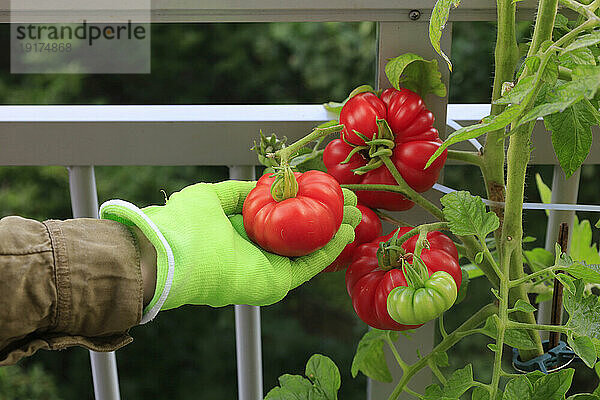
(0, 364, 62, 400)
(0, 20, 598, 399)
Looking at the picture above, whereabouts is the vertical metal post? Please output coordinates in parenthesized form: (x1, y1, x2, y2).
(537, 166, 581, 334)
(369, 20, 452, 399)
(67, 166, 122, 400)
(229, 165, 263, 400)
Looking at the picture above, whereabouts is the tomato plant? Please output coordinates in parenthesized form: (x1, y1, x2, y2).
(323, 204, 382, 273)
(345, 227, 461, 331)
(324, 88, 447, 211)
(261, 0, 600, 394)
(242, 169, 344, 257)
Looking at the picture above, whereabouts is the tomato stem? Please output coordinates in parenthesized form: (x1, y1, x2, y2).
(270, 166, 299, 201)
(275, 123, 343, 165)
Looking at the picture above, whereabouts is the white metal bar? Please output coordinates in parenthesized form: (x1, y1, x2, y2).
(2, 104, 594, 166)
(67, 166, 122, 400)
(229, 165, 263, 400)
(537, 167, 581, 338)
(1, 0, 541, 23)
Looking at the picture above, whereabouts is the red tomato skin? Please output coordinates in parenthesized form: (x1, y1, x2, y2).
(243, 170, 344, 257)
(340, 92, 387, 146)
(345, 227, 461, 331)
(324, 88, 447, 211)
(323, 204, 382, 272)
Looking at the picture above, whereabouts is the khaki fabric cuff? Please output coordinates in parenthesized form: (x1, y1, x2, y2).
(0, 217, 143, 366)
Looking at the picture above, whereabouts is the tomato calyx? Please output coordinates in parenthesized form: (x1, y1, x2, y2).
(270, 166, 299, 201)
(342, 118, 397, 176)
(252, 130, 287, 169)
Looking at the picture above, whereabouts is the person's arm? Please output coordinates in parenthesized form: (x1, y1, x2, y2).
(0, 216, 145, 366)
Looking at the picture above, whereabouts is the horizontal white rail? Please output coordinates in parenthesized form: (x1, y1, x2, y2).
(0, 104, 597, 166)
(1, 0, 541, 23)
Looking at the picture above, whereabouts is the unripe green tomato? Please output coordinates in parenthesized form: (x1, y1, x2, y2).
(386, 271, 457, 325)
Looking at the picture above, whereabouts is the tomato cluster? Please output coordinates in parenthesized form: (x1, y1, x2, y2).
(324, 88, 447, 211)
(345, 227, 461, 331)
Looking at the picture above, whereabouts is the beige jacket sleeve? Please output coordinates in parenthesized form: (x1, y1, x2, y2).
(0, 216, 143, 366)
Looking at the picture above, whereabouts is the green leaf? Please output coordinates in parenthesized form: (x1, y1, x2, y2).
(488, 343, 498, 352)
(456, 268, 470, 304)
(571, 216, 600, 265)
(567, 395, 600, 400)
(462, 263, 485, 279)
(530, 369, 574, 400)
(265, 374, 313, 400)
(305, 354, 341, 400)
(565, 262, 600, 284)
(524, 247, 554, 272)
(426, 104, 523, 168)
(323, 84, 374, 115)
(494, 75, 536, 105)
(514, 299, 537, 313)
(351, 330, 395, 382)
(567, 334, 597, 368)
(385, 53, 446, 98)
(564, 279, 600, 340)
(556, 273, 577, 294)
(547, 99, 597, 178)
(525, 371, 546, 385)
(561, 30, 600, 55)
(475, 252, 484, 264)
(517, 65, 600, 127)
(443, 364, 474, 398)
(535, 172, 552, 216)
(503, 375, 533, 400)
(433, 351, 450, 368)
(429, 0, 460, 71)
(481, 315, 539, 350)
(559, 47, 597, 69)
(441, 191, 500, 239)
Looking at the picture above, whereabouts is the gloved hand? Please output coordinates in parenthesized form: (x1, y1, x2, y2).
(100, 180, 360, 324)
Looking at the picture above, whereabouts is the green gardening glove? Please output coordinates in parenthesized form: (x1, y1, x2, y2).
(100, 181, 360, 324)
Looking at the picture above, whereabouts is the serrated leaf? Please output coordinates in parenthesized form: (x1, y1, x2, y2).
(568, 334, 597, 367)
(385, 53, 446, 98)
(441, 191, 500, 238)
(530, 369, 574, 400)
(514, 299, 537, 313)
(547, 99, 596, 178)
(488, 343, 498, 352)
(517, 65, 600, 127)
(305, 354, 340, 400)
(426, 104, 524, 167)
(495, 76, 536, 105)
(562, 30, 600, 55)
(559, 47, 597, 69)
(525, 371, 546, 385)
(503, 375, 533, 400)
(429, 0, 460, 71)
(565, 262, 600, 284)
(351, 330, 395, 382)
(571, 216, 600, 265)
(443, 364, 474, 398)
(564, 280, 600, 340)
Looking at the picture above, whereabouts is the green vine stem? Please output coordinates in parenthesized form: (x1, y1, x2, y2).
(380, 156, 445, 220)
(387, 303, 498, 400)
(273, 124, 343, 164)
(506, 320, 570, 334)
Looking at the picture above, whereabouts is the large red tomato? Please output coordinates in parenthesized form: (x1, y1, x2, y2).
(345, 227, 461, 331)
(324, 88, 447, 211)
(242, 170, 344, 257)
(322, 204, 382, 272)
